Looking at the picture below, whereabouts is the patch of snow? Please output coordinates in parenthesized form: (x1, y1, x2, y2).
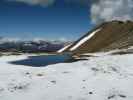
(81, 46, 133, 57)
(0, 51, 133, 100)
(70, 28, 102, 51)
(57, 44, 72, 53)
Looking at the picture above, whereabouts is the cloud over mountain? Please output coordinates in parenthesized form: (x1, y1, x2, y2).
(90, 0, 133, 24)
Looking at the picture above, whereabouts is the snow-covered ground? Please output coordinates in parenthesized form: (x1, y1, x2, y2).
(0, 51, 133, 100)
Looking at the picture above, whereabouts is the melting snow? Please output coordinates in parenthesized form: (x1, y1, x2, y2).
(70, 28, 102, 51)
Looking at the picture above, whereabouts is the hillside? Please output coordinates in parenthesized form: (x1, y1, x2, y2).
(61, 20, 133, 55)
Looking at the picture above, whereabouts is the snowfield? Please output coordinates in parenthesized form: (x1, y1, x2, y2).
(0, 51, 133, 100)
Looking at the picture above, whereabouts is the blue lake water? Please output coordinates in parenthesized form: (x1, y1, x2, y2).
(10, 54, 78, 67)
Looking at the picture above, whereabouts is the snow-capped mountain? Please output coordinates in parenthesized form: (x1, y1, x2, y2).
(0, 39, 65, 53)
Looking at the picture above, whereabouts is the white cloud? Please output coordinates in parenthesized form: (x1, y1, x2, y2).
(7, 0, 55, 7)
(0, 37, 21, 43)
(91, 0, 133, 24)
(58, 37, 67, 42)
(32, 37, 46, 42)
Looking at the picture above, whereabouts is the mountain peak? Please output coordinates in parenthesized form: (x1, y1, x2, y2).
(59, 20, 133, 54)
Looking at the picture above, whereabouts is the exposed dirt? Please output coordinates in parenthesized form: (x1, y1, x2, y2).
(64, 20, 133, 55)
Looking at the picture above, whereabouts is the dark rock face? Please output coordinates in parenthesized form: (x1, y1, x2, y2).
(64, 20, 133, 54)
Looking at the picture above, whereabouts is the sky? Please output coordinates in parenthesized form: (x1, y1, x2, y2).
(0, 0, 133, 41)
(90, 0, 133, 24)
(0, 0, 92, 41)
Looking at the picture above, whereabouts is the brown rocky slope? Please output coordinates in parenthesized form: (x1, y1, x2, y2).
(63, 20, 133, 55)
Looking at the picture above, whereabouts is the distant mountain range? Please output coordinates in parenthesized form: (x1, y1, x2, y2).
(58, 20, 133, 55)
(0, 39, 70, 53)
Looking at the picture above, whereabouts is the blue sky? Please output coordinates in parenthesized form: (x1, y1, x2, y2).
(0, 0, 93, 41)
